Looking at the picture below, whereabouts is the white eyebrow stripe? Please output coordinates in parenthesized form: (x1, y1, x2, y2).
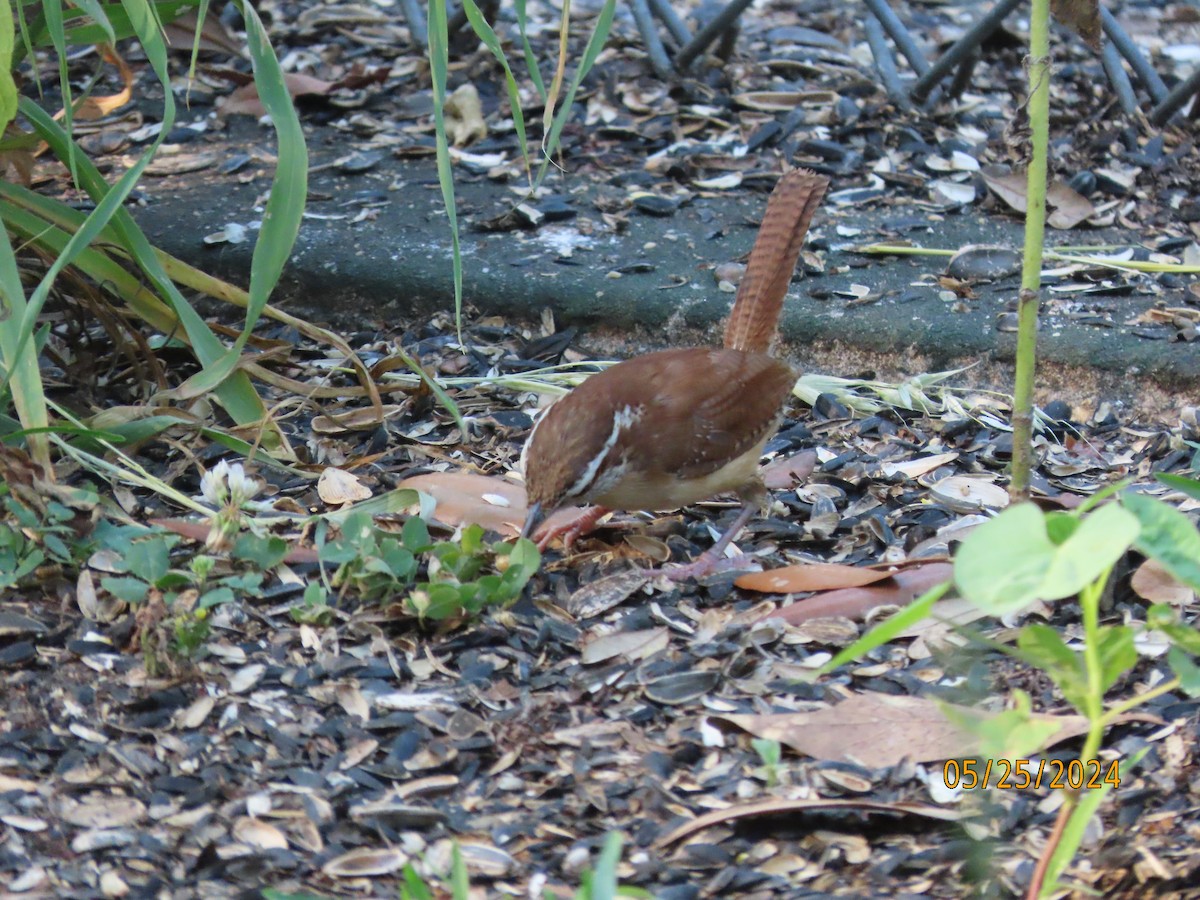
(564, 404, 642, 500)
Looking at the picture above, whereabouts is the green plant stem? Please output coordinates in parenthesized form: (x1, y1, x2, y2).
(1100, 676, 1181, 726)
(1009, 0, 1051, 499)
(1031, 573, 1106, 899)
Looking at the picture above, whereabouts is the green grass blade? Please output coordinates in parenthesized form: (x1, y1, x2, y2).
(514, 0, 545, 100)
(176, 0, 308, 396)
(17, 97, 274, 439)
(812, 581, 952, 678)
(0, 0, 17, 132)
(586, 832, 623, 900)
(534, 0, 615, 188)
(0, 217, 51, 466)
(66, 0, 117, 43)
(426, 0, 463, 343)
(461, 0, 532, 181)
(41, 0, 77, 180)
(390, 344, 466, 435)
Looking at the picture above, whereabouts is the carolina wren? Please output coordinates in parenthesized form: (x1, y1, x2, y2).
(521, 170, 829, 578)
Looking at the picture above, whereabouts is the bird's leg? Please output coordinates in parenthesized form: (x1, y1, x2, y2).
(533, 506, 612, 552)
(660, 501, 758, 581)
(661, 481, 768, 580)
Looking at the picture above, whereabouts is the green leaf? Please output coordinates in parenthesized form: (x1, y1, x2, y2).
(955, 502, 1138, 614)
(1123, 492, 1200, 593)
(1043, 510, 1077, 544)
(0, 0, 18, 133)
(942, 691, 1062, 760)
(1041, 503, 1139, 599)
(1168, 646, 1200, 696)
(399, 864, 435, 900)
(401, 515, 432, 553)
(175, 0, 307, 398)
(461, 0, 531, 179)
(1156, 472, 1200, 501)
(585, 832, 623, 900)
(460, 524, 484, 556)
(1095, 625, 1137, 693)
(1015, 625, 1088, 713)
(450, 843, 470, 900)
(198, 585, 235, 609)
(101, 575, 150, 603)
(232, 532, 288, 569)
(126, 536, 171, 583)
(954, 504, 1057, 613)
(1147, 604, 1200, 655)
(378, 540, 417, 579)
(535, 0, 616, 189)
(409, 582, 466, 620)
(1042, 747, 1149, 892)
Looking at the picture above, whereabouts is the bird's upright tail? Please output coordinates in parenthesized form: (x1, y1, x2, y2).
(723, 169, 829, 355)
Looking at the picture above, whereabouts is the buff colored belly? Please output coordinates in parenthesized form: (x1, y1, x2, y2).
(588, 435, 769, 511)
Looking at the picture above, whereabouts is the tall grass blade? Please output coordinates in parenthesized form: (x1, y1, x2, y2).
(176, 0, 308, 396)
(461, 0, 532, 181)
(426, 0, 464, 343)
(0, 222, 51, 467)
(534, 0, 614, 187)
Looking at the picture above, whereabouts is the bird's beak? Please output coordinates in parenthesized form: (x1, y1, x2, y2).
(520, 502, 545, 541)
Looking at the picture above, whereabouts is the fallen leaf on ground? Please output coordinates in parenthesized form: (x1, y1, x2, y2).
(396, 472, 527, 536)
(655, 797, 962, 848)
(736, 562, 895, 593)
(982, 171, 1095, 229)
(318, 467, 372, 505)
(746, 561, 954, 624)
(761, 449, 818, 489)
(715, 692, 1160, 769)
(1131, 558, 1196, 605)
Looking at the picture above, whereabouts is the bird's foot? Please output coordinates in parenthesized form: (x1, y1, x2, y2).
(533, 506, 611, 552)
(659, 551, 748, 582)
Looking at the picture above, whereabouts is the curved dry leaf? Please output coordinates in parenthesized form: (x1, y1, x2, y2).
(736, 562, 895, 594)
(311, 404, 403, 434)
(396, 471, 527, 536)
(752, 562, 955, 624)
(762, 449, 818, 489)
(232, 816, 289, 850)
(655, 796, 962, 848)
(581, 627, 670, 665)
(1051, 0, 1100, 47)
(58, 795, 146, 829)
(1131, 558, 1196, 605)
(318, 467, 373, 506)
(322, 847, 409, 877)
(714, 692, 1160, 769)
(445, 83, 487, 146)
(982, 172, 1094, 229)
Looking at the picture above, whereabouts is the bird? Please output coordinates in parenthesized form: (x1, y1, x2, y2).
(520, 169, 829, 579)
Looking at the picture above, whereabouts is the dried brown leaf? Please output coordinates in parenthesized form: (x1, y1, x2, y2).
(395, 471, 527, 536)
(1051, 0, 1101, 48)
(715, 692, 1159, 768)
(1131, 558, 1196, 605)
(655, 797, 962, 848)
(736, 562, 895, 594)
(747, 562, 954, 624)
